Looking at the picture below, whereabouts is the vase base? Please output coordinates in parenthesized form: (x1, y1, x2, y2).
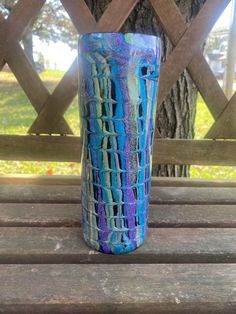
(83, 232, 147, 255)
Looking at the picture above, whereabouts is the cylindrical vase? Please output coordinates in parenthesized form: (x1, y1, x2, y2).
(78, 32, 161, 254)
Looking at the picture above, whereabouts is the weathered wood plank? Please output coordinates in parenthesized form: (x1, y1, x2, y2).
(1, 135, 236, 166)
(61, 0, 98, 33)
(0, 227, 236, 263)
(0, 203, 81, 227)
(0, 185, 80, 203)
(1, 175, 236, 188)
(151, 177, 236, 188)
(156, 139, 236, 166)
(1, 203, 236, 228)
(0, 264, 236, 313)
(0, 135, 82, 162)
(97, 0, 138, 31)
(155, 187, 236, 204)
(151, 204, 236, 228)
(6, 0, 45, 42)
(1, 185, 236, 204)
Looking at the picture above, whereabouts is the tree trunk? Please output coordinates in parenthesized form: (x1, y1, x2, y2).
(85, 0, 205, 177)
(22, 31, 35, 66)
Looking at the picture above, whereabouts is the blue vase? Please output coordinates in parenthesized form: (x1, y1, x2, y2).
(78, 32, 161, 254)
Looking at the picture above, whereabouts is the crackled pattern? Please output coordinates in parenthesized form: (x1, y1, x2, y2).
(78, 33, 160, 254)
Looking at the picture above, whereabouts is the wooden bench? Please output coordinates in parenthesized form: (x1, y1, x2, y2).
(1, 175, 236, 313)
(1, 0, 236, 312)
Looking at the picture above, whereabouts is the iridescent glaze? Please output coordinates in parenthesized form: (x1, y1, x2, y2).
(78, 33, 160, 254)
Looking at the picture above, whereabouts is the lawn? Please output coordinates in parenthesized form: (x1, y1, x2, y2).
(0, 70, 236, 178)
(190, 95, 236, 179)
(0, 70, 81, 176)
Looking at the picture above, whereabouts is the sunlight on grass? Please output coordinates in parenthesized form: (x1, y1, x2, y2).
(40, 69, 65, 81)
(190, 94, 236, 179)
(0, 70, 81, 175)
(0, 160, 81, 175)
(0, 72, 37, 134)
(194, 94, 214, 140)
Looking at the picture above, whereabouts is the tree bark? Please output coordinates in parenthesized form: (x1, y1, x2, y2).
(85, 0, 205, 177)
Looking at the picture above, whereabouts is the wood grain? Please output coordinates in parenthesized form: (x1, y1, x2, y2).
(0, 203, 81, 227)
(1, 175, 236, 187)
(2, 135, 236, 166)
(0, 264, 236, 313)
(0, 135, 82, 162)
(151, 204, 236, 228)
(6, 0, 45, 42)
(97, 0, 138, 31)
(61, 0, 98, 33)
(155, 139, 236, 166)
(1, 184, 236, 204)
(0, 227, 236, 263)
(1, 203, 236, 228)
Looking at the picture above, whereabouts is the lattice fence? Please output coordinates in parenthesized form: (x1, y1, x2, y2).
(0, 0, 236, 166)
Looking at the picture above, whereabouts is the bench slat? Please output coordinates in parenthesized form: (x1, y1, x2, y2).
(1, 185, 236, 204)
(0, 203, 81, 227)
(150, 204, 236, 227)
(0, 227, 236, 263)
(2, 175, 236, 187)
(1, 203, 236, 228)
(0, 264, 236, 313)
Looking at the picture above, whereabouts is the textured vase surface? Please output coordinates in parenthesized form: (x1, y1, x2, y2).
(78, 32, 161, 254)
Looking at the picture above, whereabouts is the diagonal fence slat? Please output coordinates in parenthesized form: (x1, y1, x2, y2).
(60, 0, 98, 33)
(188, 55, 229, 120)
(6, 0, 46, 42)
(29, 0, 139, 134)
(28, 60, 78, 134)
(150, 0, 229, 120)
(97, 0, 138, 31)
(156, 0, 230, 105)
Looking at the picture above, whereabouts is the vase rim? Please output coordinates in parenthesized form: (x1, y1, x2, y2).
(80, 32, 160, 40)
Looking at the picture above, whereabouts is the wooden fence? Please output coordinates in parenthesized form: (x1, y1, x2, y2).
(0, 0, 236, 166)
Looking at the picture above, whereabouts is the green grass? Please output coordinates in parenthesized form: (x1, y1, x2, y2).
(190, 95, 236, 179)
(0, 70, 235, 178)
(0, 70, 80, 175)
